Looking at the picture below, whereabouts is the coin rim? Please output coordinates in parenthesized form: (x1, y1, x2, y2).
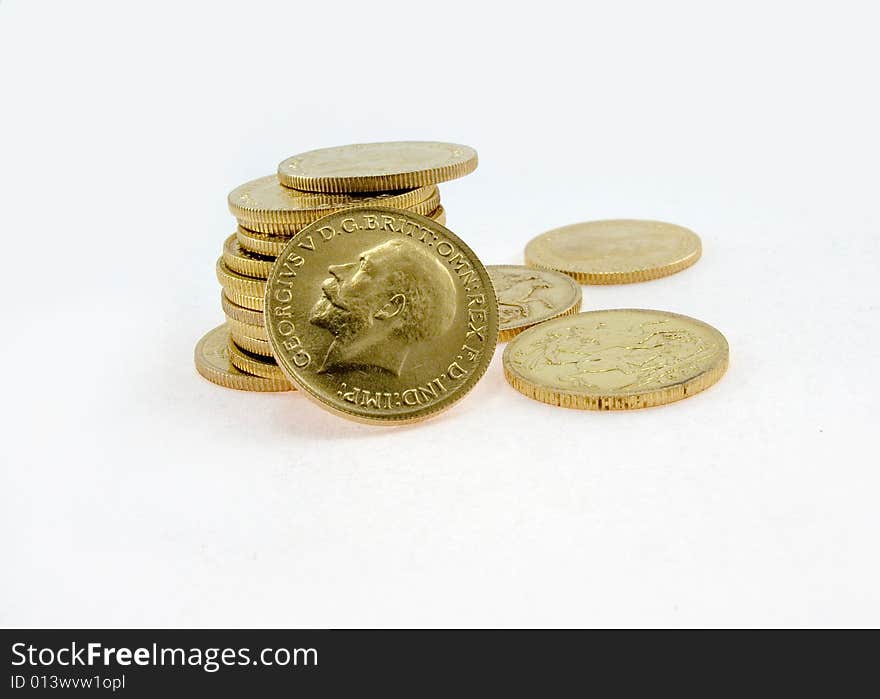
(264, 206, 498, 425)
(524, 219, 702, 284)
(487, 264, 584, 342)
(194, 324, 292, 392)
(502, 309, 729, 410)
(277, 141, 478, 193)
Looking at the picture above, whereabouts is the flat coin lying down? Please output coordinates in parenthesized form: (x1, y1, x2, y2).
(487, 265, 582, 342)
(277, 141, 478, 193)
(194, 325, 292, 392)
(525, 219, 702, 284)
(503, 309, 728, 410)
(264, 207, 498, 424)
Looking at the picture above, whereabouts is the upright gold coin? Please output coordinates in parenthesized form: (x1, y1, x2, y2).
(487, 265, 583, 342)
(525, 220, 702, 284)
(222, 234, 274, 278)
(264, 207, 498, 424)
(228, 339, 291, 383)
(277, 141, 478, 193)
(503, 309, 728, 410)
(229, 174, 435, 233)
(194, 324, 292, 392)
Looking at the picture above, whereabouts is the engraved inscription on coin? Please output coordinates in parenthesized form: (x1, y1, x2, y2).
(525, 219, 702, 284)
(487, 265, 583, 342)
(277, 141, 478, 193)
(264, 208, 498, 424)
(503, 309, 728, 410)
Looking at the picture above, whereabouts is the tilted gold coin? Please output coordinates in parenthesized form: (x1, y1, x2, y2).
(235, 185, 441, 236)
(264, 207, 498, 424)
(503, 309, 728, 410)
(487, 265, 583, 342)
(222, 234, 274, 278)
(277, 141, 478, 193)
(223, 288, 264, 312)
(228, 339, 291, 384)
(220, 291, 265, 327)
(215, 258, 266, 298)
(525, 220, 702, 284)
(229, 174, 435, 232)
(229, 328, 274, 357)
(194, 324, 292, 392)
(236, 198, 446, 256)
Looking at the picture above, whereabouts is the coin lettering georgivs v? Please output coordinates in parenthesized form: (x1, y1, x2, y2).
(487, 265, 582, 342)
(194, 325, 292, 392)
(228, 174, 435, 231)
(264, 207, 498, 425)
(237, 204, 446, 257)
(525, 219, 702, 284)
(277, 141, 478, 193)
(503, 309, 728, 410)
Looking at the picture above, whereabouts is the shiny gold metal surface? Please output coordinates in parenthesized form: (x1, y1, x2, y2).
(488, 265, 583, 342)
(226, 316, 268, 342)
(264, 207, 497, 424)
(229, 328, 274, 357)
(228, 339, 291, 384)
(222, 288, 264, 312)
(229, 174, 434, 231)
(525, 220, 702, 284)
(277, 141, 478, 193)
(235, 185, 441, 235)
(237, 199, 447, 256)
(215, 258, 266, 298)
(503, 309, 728, 410)
(220, 292, 265, 327)
(222, 234, 274, 278)
(194, 324, 292, 392)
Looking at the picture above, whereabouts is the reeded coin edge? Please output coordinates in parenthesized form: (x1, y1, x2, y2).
(277, 144, 478, 193)
(502, 309, 729, 410)
(216, 258, 266, 297)
(194, 325, 291, 392)
(264, 206, 498, 426)
(220, 291, 265, 326)
(228, 339, 290, 383)
(525, 244, 702, 284)
(488, 265, 583, 340)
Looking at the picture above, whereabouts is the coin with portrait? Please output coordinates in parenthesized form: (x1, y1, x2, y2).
(487, 265, 582, 341)
(264, 207, 498, 424)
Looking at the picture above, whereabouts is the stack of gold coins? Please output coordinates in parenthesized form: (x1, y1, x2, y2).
(197, 141, 477, 392)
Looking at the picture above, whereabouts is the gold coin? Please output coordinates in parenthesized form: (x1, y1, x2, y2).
(229, 174, 435, 233)
(226, 316, 268, 342)
(215, 258, 266, 298)
(236, 186, 441, 235)
(430, 205, 446, 226)
(222, 234, 274, 278)
(525, 220, 702, 284)
(221, 291, 264, 327)
(228, 339, 291, 383)
(487, 265, 583, 342)
(194, 324, 292, 392)
(237, 199, 447, 256)
(503, 309, 728, 410)
(277, 141, 478, 193)
(223, 288, 264, 311)
(264, 207, 498, 424)
(229, 328, 274, 357)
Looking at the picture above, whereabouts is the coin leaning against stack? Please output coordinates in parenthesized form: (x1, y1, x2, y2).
(196, 141, 478, 394)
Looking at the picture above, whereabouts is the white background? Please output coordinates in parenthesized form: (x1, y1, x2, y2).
(1, 0, 878, 628)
